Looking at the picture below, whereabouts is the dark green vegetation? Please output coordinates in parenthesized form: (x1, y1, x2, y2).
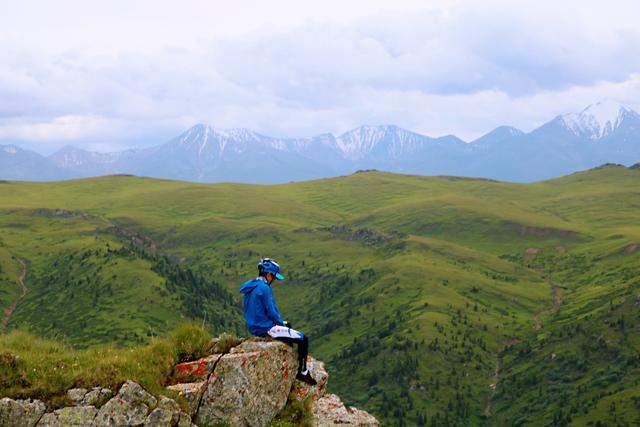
(1, 164, 639, 425)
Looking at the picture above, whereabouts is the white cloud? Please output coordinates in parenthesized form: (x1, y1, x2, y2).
(0, 115, 118, 141)
(0, 0, 639, 150)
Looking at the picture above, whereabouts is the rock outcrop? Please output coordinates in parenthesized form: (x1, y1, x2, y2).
(0, 338, 378, 426)
(314, 394, 379, 426)
(194, 340, 298, 426)
(290, 356, 378, 426)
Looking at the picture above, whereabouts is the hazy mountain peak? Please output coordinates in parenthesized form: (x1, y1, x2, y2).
(53, 145, 90, 154)
(472, 126, 524, 144)
(492, 125, 524, 137)
(560, 100, 637, 140)
(179, 124, 266, 146)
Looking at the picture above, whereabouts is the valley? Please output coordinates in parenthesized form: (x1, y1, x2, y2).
(0, 165, 639, 425)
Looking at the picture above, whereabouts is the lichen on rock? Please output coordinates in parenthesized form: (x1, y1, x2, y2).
(144, 396, 181, 426)
(0, 397, 46, 427)
(195, 340, 298, 427)
(67, 387, 112, 406)
(37, 406, 98, 426)
(93, 381, 157, 426)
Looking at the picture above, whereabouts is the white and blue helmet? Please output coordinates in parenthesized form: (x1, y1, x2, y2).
(258, 258, 285, 280)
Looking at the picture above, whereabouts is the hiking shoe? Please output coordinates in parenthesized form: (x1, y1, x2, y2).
(296, 371, 317, 385)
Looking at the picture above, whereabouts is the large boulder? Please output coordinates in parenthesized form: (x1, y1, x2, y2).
(37, 406, 97, 426)
(93, 381, 157, 426)
(0, 398, 46, 427)
(313, 394, 379, 426)
(195, 340, 298, 427)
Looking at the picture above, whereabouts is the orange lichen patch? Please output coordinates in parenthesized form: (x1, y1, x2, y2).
(174, 354, 220, 380)
(224, 352, 260, 368)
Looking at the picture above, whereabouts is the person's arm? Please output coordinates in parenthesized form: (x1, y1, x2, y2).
(263, 284, 285, 326)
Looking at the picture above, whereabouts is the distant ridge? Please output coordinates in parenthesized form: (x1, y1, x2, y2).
(2, 101, 640, 183)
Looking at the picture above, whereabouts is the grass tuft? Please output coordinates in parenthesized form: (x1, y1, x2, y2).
(212, 333, 243, 354)
(270, 396, 313, 427)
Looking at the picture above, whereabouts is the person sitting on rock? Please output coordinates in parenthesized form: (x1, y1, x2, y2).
(239, 257, 317, 385)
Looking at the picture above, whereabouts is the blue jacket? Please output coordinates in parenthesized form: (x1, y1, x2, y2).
(239, 277, 284, 336)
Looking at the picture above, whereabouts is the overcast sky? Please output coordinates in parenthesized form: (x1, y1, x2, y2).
(1, 0, 640, 153)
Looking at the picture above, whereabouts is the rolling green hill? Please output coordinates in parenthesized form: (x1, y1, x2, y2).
(1, 165, 639, 425)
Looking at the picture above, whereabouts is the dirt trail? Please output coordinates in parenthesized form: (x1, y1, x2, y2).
(533, 313, 543, 330)
(2, 259, 27, 331)
(532, 282, 563, 331)
(484, 356, 502, 417)
(551, 285, 563, 309)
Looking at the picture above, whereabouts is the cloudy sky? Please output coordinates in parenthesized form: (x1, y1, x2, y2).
(1, 0, 640, 153)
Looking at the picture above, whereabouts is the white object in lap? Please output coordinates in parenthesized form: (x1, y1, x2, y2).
(267, 325, 304, 339)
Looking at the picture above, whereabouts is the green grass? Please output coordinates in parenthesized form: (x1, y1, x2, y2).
(0, 324, 213, 407)
(0, 166, 638, 425)
(270, 396, 313, 427)
(0, 247, 22, 323)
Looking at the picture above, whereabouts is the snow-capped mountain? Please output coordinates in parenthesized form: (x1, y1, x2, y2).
(2, 101, 639, 183)
(335, 125, 426, 160)
(559, 100, 639, 140)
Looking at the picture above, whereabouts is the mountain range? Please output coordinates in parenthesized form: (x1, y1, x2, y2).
(2, 99, 640, 183)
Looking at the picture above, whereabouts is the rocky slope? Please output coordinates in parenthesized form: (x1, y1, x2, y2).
(0, 339, 378, 427)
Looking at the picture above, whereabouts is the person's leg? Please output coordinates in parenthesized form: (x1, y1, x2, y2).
(267, 325, 307, 371)
(267, 325, 315, 384)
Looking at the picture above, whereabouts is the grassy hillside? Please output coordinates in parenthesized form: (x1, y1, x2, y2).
(0, 165, 639, 425)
